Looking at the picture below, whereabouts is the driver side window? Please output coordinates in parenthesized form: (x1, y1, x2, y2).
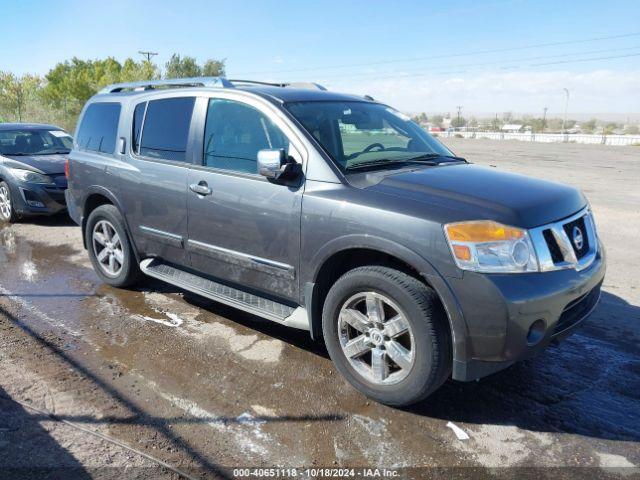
(203, 99, 290, 174)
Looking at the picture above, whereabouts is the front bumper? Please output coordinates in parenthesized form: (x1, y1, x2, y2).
(8, 179, 67, 217)
(447, 240, 606, 381)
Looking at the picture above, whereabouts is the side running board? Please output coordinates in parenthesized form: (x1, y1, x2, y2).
(140, 258, 310, 331)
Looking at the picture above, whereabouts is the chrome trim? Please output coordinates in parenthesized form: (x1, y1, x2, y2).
(139, 225, 184, 248)
(529, 208, 598, 272)
(186, 239, 295, 279)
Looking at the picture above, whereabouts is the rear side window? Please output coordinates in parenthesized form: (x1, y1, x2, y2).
(139, 97, 195, 162)
(76, 103, 121, 154)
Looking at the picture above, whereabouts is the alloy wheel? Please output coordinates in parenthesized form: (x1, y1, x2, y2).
(92, 220, 124, 277)
(0, 185, 12, 220)
(338, 291, 415, 385)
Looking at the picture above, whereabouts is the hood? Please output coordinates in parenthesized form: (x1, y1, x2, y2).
(0, 153, 68, 175)
(367, 163, 586, 228)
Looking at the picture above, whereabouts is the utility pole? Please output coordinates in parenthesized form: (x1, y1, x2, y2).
(138, 51, 158, 63)
(561, 88, 570, 134)
(456, 105, 463, 131)
(542, 107, 548, 133)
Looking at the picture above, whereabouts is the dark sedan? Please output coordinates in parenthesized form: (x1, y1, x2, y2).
(0, 123, 72, 222)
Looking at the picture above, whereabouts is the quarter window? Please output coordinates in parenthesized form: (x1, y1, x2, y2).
(139, 97, 195, 162)
(77, 103, 121, 154)
(132, 102, 146, 154)
(203, 99, 289, 174)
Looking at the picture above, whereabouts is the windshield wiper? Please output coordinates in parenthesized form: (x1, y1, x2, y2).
(347, 158, 437, 171)
(31, 150, 70, 155)
(347, 153, 466, 171)
(406, 153, 467, 163)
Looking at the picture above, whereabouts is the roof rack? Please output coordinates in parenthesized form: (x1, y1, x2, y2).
(98, 77, 233, 94)
(98, 77, 327, 94)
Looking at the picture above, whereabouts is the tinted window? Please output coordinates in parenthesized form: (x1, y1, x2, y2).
(77, 103, 121, 154)
(132, 102, 146, 154)
(140, 97, 195, 162)
(204, 99, 289, 174)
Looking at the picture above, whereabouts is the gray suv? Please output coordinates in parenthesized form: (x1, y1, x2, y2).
(66, 77, 605, 406)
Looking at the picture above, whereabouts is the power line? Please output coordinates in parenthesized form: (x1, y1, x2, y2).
(231, 32, 640, 76)
(308, 45, 640, 81)
(319, 51, 640, 83)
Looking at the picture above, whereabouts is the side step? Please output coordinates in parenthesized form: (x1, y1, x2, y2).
(139, 258, 310, 331)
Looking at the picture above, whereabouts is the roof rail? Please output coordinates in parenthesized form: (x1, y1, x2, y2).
(228, 79, 327, 91)
(98, 76, 328, 94)
(98, 76, 233, 94)
(228, 79, 287, 87)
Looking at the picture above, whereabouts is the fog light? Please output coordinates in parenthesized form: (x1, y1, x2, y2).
(27, 200, 45, 208)
(527, 319, 546, 346)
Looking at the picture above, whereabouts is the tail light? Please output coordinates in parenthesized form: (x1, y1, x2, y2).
(64, 159, 70, 178)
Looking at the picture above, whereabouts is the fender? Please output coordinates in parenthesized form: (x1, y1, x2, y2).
(306, 234, 469, 364)
(80, 185, 141, 263)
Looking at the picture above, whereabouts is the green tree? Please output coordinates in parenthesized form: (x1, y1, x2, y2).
(581, 119, 598, 134)
(202, 59, 226, 77)
(165, 54, 201, 78)
(624, 124, 639, 135)
(0, 72, 44, 122)
(430, 114, 443, 127)
(451, 116, 466, 129)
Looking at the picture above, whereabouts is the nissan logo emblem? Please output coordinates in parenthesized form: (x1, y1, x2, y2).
(572, 226, 584, 250)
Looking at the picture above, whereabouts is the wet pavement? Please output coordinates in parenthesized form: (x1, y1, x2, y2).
(0, 139, 639, 478)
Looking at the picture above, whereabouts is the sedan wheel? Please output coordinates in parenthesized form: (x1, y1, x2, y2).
(0, 184, 12, 221)
(92, 220, 124, 277)
(338, 291, 415, 386)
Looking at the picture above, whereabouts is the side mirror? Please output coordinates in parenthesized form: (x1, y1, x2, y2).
(257, 149, 288, 179)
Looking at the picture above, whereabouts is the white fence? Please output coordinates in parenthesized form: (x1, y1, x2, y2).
(435, 131, 640, 146)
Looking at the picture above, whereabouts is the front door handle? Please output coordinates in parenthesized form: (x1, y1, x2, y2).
(189, 182, 212, 196)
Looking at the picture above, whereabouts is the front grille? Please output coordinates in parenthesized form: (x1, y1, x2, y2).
(554, 282, 601, 334)
(563, 217, 590, 259)
(542, 229, 564, 263)
(532, 208, 597, 271)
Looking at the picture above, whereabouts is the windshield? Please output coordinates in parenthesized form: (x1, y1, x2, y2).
(0, 129, 73, 156)
(286, 101, 455, 171)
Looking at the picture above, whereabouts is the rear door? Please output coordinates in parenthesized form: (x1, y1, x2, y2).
(119, 95, 196, 267)
(185, 94, 306, 302)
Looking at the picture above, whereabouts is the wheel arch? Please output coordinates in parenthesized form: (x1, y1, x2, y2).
(81, 187, 139, 262)
(304, 235, 468, 365)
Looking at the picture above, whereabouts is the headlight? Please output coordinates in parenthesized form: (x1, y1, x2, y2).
(8, 168, 54, 184)
(444, 220, 539, 273)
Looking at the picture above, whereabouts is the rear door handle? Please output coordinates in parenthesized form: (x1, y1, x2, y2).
(189, 182, 212, 196)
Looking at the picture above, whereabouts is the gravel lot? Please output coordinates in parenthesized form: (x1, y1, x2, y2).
(0, 139, 638, 478)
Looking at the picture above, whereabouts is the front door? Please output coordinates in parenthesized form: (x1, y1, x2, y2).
(186, 96, 304, 302)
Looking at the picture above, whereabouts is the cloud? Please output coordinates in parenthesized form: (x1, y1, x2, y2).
(325, 69, 640, 115)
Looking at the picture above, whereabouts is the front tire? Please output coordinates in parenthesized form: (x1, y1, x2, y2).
(86, 205, 141, 288)
(0, 182, 18, 223)
(322, 266, 451, 406)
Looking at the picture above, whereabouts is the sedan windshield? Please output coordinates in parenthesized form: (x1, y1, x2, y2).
(286, 101, 456, 171)
(0, 129, 73, 156)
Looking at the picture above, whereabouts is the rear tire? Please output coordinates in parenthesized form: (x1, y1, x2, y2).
(86, 204, 141, 288)
(322, 266, 451, 406)
(0, 182, 18, 223)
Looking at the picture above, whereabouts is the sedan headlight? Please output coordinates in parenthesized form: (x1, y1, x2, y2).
(444, 220, 539, 273)
(8, 168, 54, 184)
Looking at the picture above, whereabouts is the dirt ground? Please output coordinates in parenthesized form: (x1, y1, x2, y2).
(0, 139, 638, 479)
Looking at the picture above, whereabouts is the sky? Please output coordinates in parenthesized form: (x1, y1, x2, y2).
(2, 0, 640, 118)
